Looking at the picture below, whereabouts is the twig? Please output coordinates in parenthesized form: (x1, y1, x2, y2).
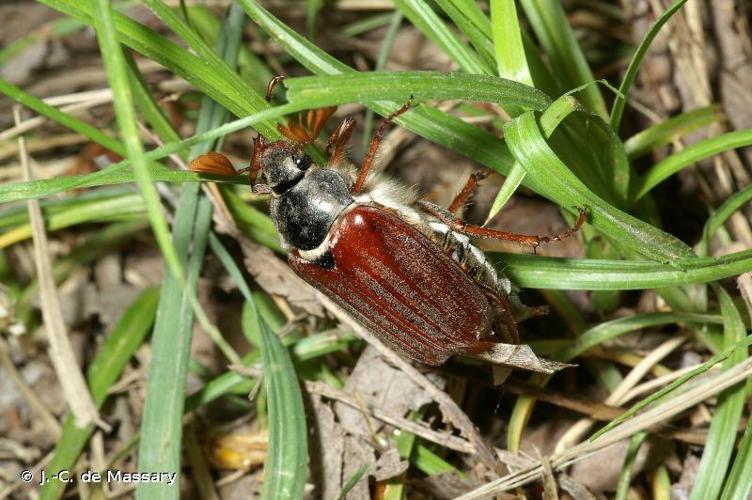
(0, 338, 61, 440)
(457, 356, 752, 498)
(13, 106, 105, 430)
(306, 380, 475, 454)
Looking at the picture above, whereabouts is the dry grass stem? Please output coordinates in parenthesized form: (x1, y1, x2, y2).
(13, 106, 102, 430)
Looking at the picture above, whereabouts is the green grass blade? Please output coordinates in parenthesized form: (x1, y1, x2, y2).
(306, 0, 324, 38)
(135, 4, 245, 497)
(361, 10, 403, 152)
(37, 0, 276, 135)
(283, 71, 551, 110)
(241, 1, 522, 176)
(623, 105, 723, 160)
(503, 111, 693, 262)
(0, 16, 85, 65)
(485, 164, 526, 222)
(689, 287, 747, 500)
(0, 78, 124, 155)
(0, 191, 144, 248)
(40, 288, 160, 500)
(257, 308, 308, 499)
(209, 234, 308, 499)
(500, 250, 752, 290)
(552, 312, 720, 362)
(337, 463, 370, 500)
(433, 0, 495, 67)
(721, 395, 752, 499)
(518, 0, 606, 117)
(614, 432, 648, 500)
(610, 0, 689, 131)
(135, 186, 210, 500)
(699, 184, 752, 256)
(93, 0, 182, 283)
(490, 0, 532, 85)
(393, 0, 492, 74)
(125, 50, 182, 147)
(633, 128, 752, 200)
(0, 104, 299, 204)
(485, 94, 577, 221)
(591, 331, 752, 441)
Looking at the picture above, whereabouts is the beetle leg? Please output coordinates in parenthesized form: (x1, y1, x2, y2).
(326, 117, 356, 168)
(421, 202, 587, 250)
(448, 169, 492, 215)
(352, 100, 412, 195)
(248, 134, 264, 186)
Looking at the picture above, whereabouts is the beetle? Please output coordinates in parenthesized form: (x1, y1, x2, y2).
(191, 77, 585, 367)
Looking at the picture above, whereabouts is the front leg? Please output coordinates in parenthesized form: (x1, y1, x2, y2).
(352, 100, 412, 195)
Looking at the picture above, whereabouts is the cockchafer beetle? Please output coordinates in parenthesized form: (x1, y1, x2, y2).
(191, 76, 586, 367)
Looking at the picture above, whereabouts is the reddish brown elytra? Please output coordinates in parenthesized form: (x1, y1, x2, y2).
(190, 76, 586, 367)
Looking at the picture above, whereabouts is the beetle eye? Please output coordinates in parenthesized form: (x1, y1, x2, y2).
(294, 154, 311, 171)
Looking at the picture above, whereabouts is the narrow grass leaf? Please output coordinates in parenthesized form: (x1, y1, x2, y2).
(518, 0, 607, 117)
(552, 312, 721, 362)
(241, 1, 523, 177)
(721, 395, 752, 499)
(698, 184, 752, 256)
(485, 94, 577, 221)
(614, 432, 648, 500)
(503, 111, 693, 262)
(361, 10, 403, 152)
(257, 310, 308, 499)
(610, 0, 689, 131)
(135, 5, 245, 497)
(393, 0, 491, 74)
(135, 187, 210, 500)
(633, 128, 752, 200)
(0, 191, 144, 248)
(690, 287, 747, 500)
(283, 71, 551, 111)
(623, 105, 723, 159)
(0, 104, 300, 204)
(500, 249, 752, 290)
(37, 0, 277, 135)
(93, 0, 182, 283)
(432, 0, 495, 67)
(211, 233, 308, 498)
(337, 463, 371, 500)
(591, 331, 752, 441)
(490, 0, 532, 85)
(0, 78, 124, 155)
(40, 288, 160, 500)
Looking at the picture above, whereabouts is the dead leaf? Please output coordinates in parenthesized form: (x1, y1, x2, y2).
(238, 238, 324, 317)
(371, 448, 408, 482)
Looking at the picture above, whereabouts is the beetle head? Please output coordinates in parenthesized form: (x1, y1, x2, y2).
(258, 140, 312, 194)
